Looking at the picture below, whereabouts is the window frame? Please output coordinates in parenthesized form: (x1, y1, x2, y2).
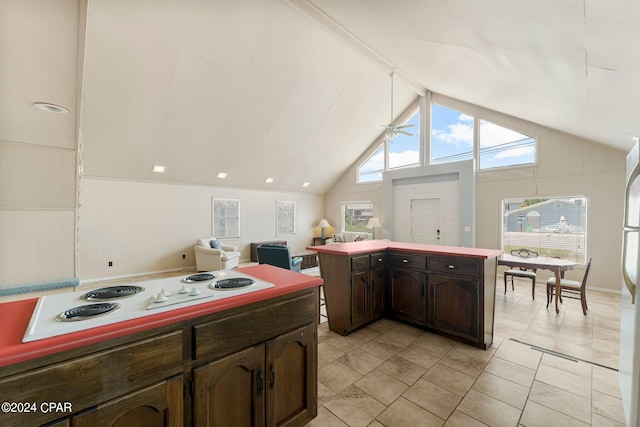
(212, 198, 240, 239)
(500, 195, 588, 264)
(357, 143, 385, 184)
(429, 96, 538, 172)
(341, 201, 374, 234)
(478, 118, 537, 171)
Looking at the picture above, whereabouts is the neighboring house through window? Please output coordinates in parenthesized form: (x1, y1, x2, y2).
(342, 202, 374, 233)
(502, 196, 587, 263)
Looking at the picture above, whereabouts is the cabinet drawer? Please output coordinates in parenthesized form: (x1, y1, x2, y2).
(370, 252, 386, 268)
(193, 291, 316, 362)
(0, 331, 183, 427)
(429, 256, 480, 277)
(388, 252, 427, 270)
(351, 255, 370, 271)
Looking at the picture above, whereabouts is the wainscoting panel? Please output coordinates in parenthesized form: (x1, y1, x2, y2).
(0, 209, 75, 287)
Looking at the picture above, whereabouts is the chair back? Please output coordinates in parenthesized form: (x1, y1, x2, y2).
(257, 244, 294, 270)
(511, 248, 538, 258)
(580, 257, 593, 288)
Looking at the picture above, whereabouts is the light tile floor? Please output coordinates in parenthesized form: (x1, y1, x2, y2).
(310, 280, 625, 427)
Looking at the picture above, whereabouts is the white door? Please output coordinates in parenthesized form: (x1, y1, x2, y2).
(411, 198, 440, 244)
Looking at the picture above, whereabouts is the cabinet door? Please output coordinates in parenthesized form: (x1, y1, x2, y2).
(73, 376, 183, 427)
(350, 271, 369, 329)
(388, 268, 427, 325)
(193, 345, 265, 427)
(265, 324, 317, 427)
(370, 267, 386, 319)
(428, 274, 480, 341)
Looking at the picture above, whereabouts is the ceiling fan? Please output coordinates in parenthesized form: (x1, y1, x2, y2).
(383, 70, 415, 141)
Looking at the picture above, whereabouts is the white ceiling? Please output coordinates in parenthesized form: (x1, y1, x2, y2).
(2, 0, 639, 194)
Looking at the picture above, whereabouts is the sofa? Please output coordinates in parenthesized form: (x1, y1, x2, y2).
(194, 238, 241, 271)
(325, 232, 371, 244)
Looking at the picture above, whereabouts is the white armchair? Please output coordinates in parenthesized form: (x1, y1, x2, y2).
(194, 238, 241, 271)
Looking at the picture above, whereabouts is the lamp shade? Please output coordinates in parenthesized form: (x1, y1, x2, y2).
(317, 219, 331, 228)
(367, 218, 381, 228)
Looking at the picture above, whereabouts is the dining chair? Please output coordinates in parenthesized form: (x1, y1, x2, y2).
(504, 248, 539, 299)
(546, 257, 592, 315)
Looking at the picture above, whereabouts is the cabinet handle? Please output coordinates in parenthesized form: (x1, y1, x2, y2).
(448, 265, 455, 269)
(402, 259, 409, 263)
(257, 366, 264, 397)
(270, 364, 276, 389)
(378, 258, 383, 262)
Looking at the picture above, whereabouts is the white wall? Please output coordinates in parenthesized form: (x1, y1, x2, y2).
(325, 97, 628, 292)
(0, 140, 77, 287)
(79, 178, 324, 281)
(476, 128, 626, 292)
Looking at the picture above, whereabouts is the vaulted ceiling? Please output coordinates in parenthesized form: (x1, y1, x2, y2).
(2, 0, 639, 194)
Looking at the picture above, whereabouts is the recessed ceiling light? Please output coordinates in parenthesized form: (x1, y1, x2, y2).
(302, 182, 310, 187)
(152, 165, 166, 173)
(265, 178, 274, 184)
(217, 172, 227, 179)
(33, 102, 69, 114)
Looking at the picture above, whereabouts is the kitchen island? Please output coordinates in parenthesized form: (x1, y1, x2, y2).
(308, 241, 501, 349)
(0, 265, 322, 427)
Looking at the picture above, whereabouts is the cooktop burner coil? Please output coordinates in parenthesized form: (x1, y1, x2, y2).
(211, 277, 255, 290)
(55, 303, 122, 322)
(183, 273, 215, 283)
(81, 285, 145, 301)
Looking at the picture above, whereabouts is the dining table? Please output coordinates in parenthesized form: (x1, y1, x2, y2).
(498, 253, 577, 313)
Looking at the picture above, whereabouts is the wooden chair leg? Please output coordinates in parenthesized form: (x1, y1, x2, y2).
(531, 278, 535, 300)
(504, 272, 508, 293)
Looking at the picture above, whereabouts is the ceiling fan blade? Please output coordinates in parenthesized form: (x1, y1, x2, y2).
(396, 124, 416, 129)
(398, 130, 414, 136)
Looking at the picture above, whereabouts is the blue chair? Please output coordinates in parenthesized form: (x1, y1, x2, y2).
(257, 244, 303, 272)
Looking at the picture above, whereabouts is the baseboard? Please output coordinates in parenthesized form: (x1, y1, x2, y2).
(80, 266, 197, 286)
(0, 277, 81, 297)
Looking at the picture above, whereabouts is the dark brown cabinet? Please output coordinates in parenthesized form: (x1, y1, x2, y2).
(316, 246, 498, 349)
(193, 324, 315, 427)
(427, 256, 484, 342)
(388, 267, 427, 325)
(428, 274, 480, 341)
(348, 253, 386, 332)
(370, 255, 386, 319)
(73, 376, 183, 427)
(387, 252, 427, 326)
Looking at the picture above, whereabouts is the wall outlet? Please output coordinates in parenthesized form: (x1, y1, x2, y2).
(108, 261, 113, 267)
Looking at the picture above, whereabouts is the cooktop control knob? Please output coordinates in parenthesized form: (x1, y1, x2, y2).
(179, 285, 190, 294)
(189, 288, 202, 296)
(155, 292, 169, 303)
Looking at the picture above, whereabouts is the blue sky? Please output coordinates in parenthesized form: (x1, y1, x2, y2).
(359, 103, 535, 182)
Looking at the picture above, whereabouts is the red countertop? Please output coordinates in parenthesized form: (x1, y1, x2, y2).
(0, 265, 322, 368)
(307, 240, 503, 259)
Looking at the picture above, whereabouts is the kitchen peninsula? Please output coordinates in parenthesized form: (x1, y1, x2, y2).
(308, 241, 501, 349)
(0, 265, 322, 427)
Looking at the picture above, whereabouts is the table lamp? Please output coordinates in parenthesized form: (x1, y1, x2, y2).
(317, 219, 331, 239)
(367, 218, 381, 239)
